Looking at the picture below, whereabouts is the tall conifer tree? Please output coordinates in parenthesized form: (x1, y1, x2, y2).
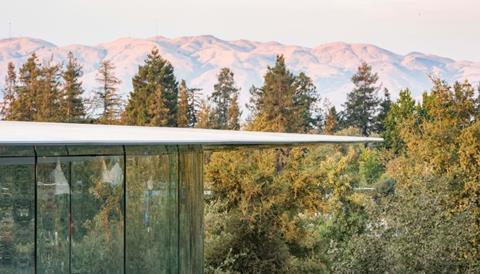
(124, 48, 178, 126)
(374, 88, 392, 133)
(37, 60, 62, 121)
(227, 92, 241, 130)
(1, 62, 17, 119)
(61, 52, 85, 122)
(343, 62, 381, 136)
(196, 100, 212, 129)
(248, 55, 317, 133)
(324, 106, 339, 134)
(96, 60, 122, 123)
(177, 80, 200, 127)
(210, 68, 240, 129)
(148, 86, 170, 126)
(10, 54, 42, 121)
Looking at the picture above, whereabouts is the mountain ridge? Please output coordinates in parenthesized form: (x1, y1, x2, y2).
(1, 35, 479, 108)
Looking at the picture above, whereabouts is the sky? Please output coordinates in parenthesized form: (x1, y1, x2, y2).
(1, 0, 479, 61)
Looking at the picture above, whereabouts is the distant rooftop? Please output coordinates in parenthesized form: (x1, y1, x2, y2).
(0, 121, 382, 147)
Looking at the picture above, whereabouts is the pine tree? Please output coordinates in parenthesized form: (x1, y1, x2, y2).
(383, 89, 416, 153)
(196, 100, 212, 129)
(9, 54, 42, 121)
(1, 62, 17, 119)
(124, 48, 178, 126)
(375, 88, 392, 132)
(324, 106, 339, 134)
(227, 92, 241, 130)
(37, 60, 62, 121)
(177, 80, 189, 127)
(210, 68, 240, 129)
(61, 52, 85, 122)
(96, 60, 122, 124)
(293, 72, 318, 132)
(148, 86, 170, 126)
(343, 62, 381, 136)
(248, 55, 317, 133)
(177, 80, 200, 127)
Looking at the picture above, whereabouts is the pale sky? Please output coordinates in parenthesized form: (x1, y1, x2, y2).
(2, 0, 479, 61)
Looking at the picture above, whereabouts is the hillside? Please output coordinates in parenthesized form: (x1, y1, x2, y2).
(1, 35, 479, 108)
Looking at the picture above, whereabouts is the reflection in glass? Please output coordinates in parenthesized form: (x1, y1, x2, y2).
(0, 144, 204, 274)
(0, 158, 35, 274)
(126, 146, 178, 273)
(37, 158, 70, 274)
(179, 146, 204, 274)
(71, 156, 124, 274)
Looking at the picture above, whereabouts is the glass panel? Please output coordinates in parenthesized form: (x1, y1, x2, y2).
(126, 145, 178, 274)
(67, 146, 123, 156)
(70, 155, 124, 274)
(0, 146, 34, 157)
(0, 157, 35, 274)
(36, 157, 70, 274)
(178, 146, 203, 274)
(35, 146, 68, 157)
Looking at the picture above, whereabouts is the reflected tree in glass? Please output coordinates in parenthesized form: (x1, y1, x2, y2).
(37, 158, 70, 274)
(126, 146, 179, 274)
(71, 155, 124, 274)
(0, 158, 35, 274)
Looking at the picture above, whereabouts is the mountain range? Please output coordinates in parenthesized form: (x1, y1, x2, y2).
(1, 35, 479, 109)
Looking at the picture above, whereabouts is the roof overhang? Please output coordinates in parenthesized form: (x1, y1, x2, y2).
(0, 121, 383, 148)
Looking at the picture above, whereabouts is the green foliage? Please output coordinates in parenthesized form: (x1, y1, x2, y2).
(124, 48, 178, 126)
(196, 99, 212, 128)
(343, 62, 381, 136)
(358, 148, 384, 185)
(177, 79, 200, 127)
(382, 88, 416, 153)
(61, 51, 86, 122)
(0, 62, 17, 118)
(95, 60, 122, 124)
(374, 88, 392, 132)
(323, 106, 339, 134)
(209, 68, 241, 129)
(248, 55, 318, 133)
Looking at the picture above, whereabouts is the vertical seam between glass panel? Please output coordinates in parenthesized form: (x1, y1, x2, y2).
(69, 163, 72, 274)
(122, 145, 127, 274)
(176, 145, 181, 274)
(34, 146, 38, 274)
(67, 145, 72, 274)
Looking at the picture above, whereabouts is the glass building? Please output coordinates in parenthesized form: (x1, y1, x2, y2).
(0, 121, 381, 274)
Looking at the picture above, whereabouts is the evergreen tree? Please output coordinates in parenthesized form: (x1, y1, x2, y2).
(9, 53, 42, 121)
(61, 52, 85, 122)
(293, 72, 318, 132)
(210, 68, 240, 129)
(177, 80, 189, 127)
(1, 62, 17, 119)
(343, 62, 381, 136)
(37, 60, 62, 121)
(383, 89, 416, 153)
(148, 86, 170, 126)
(196, 100, 212, 129)
(177, 80, 200, 127)
(227, 92, 241, 130)
(374, 88, 392, 132)
(8, 54, 64, 122)
(324, 106, 339, 134)
(124, 48, 178, 126)
(95, 60, 122, 123)
(248, 55, 317, 133)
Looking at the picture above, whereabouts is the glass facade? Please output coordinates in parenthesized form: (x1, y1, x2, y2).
(0, 145, 203, 274)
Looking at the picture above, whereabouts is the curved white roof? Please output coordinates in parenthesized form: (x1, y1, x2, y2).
(0, 121, 382, 146)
